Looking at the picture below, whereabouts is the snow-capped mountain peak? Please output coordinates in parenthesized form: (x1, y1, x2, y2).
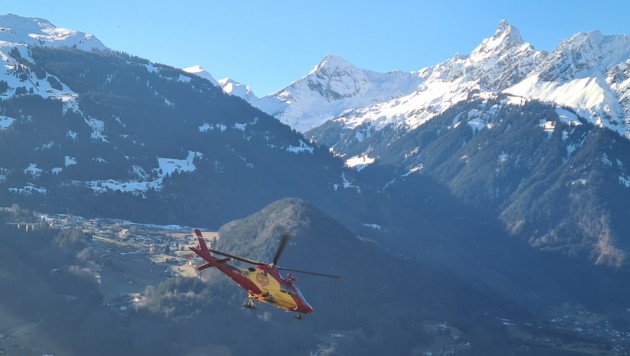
(0, 14, 106, 51)
(251, 55, 423, 132)
(181, 67, 259, 102)
(296, 21, 545, 135)
(218, 77, 258, 102)
(182, 65, 219, 86)
(490, 19, 524, 48)
(305, 54, 369, 101)
(308, 55, 357, 76)
(259, 20, 630, 143)
(245, 21, 552, 134)
(469, 19, 526, 63)
(307, 55, 359, 77)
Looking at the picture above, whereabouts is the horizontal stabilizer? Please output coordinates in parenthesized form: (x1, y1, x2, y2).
(197, 262, 214, 271)
(196, 257, 232, 271)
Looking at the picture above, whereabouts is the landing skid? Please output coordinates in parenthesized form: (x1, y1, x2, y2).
(242, 300, 257, 310)
(295, 314, 305, 320)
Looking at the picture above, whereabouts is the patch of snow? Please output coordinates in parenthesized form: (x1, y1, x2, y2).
(65, 156, 77, 166)
(37, 141, 55, 151)
(468, 117, 486, 132)
(569, 179, 588, 186)
(24, 163, 42, 177)
(156, 151, 202, 177)
(84, 179, 163, 196)
(131, 165, 148, 179)
(286, 140, 314, 154)
(85, 117, 108, 142)
(555, 107, 581, 126)
(504, 95, 527, 106)
(345, 154, 375, 171)
(540, 120, 556, 133)
(408, 164, 424, 174)
(199, 123, 227, 133)
(363, 223, 382, 230)
(333, 172, 360, 193)
(0, 115, 15, 130)
(60, 94, 80, 114)
(198, 123, 211, 132)
(9, 184, 47, 195)
(602, 153, 613, 167)
(145, 63, 159, 74)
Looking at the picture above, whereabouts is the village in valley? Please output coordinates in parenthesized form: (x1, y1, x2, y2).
(9, 211, 219, 312)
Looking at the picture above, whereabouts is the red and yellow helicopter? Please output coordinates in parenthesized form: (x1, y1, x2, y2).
(189, 229, 340, 319)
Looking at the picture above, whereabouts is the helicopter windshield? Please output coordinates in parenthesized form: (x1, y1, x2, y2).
(293, 285, 313, 310)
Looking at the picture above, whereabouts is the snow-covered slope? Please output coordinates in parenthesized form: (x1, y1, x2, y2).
(182, 65, 219, 86)
(0, 14, 107, 100)
(505, 31, 630, 137)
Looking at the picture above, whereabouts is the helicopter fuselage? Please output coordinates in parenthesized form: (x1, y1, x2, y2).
(190, 232, 314, 315)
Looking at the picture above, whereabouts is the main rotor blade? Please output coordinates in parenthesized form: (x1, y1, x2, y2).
(272, 232, 291, 266)
(277, 266, 342, 279)
(207, 248, 265, 266)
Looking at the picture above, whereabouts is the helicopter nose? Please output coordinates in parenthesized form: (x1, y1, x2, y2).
(298, 304, 313, 314)
(297, 298, 314, 314)
(292, 286, 314, 313)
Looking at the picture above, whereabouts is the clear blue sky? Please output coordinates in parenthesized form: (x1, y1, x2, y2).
(4, 1, 630, 96)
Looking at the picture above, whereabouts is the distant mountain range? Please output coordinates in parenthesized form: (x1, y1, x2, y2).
(216, 20, 630, 139)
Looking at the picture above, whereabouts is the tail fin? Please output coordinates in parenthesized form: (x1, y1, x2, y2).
(194, 229, 210, 253)
(189, 229, 231, 271)
(189, 229, 212, 261)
